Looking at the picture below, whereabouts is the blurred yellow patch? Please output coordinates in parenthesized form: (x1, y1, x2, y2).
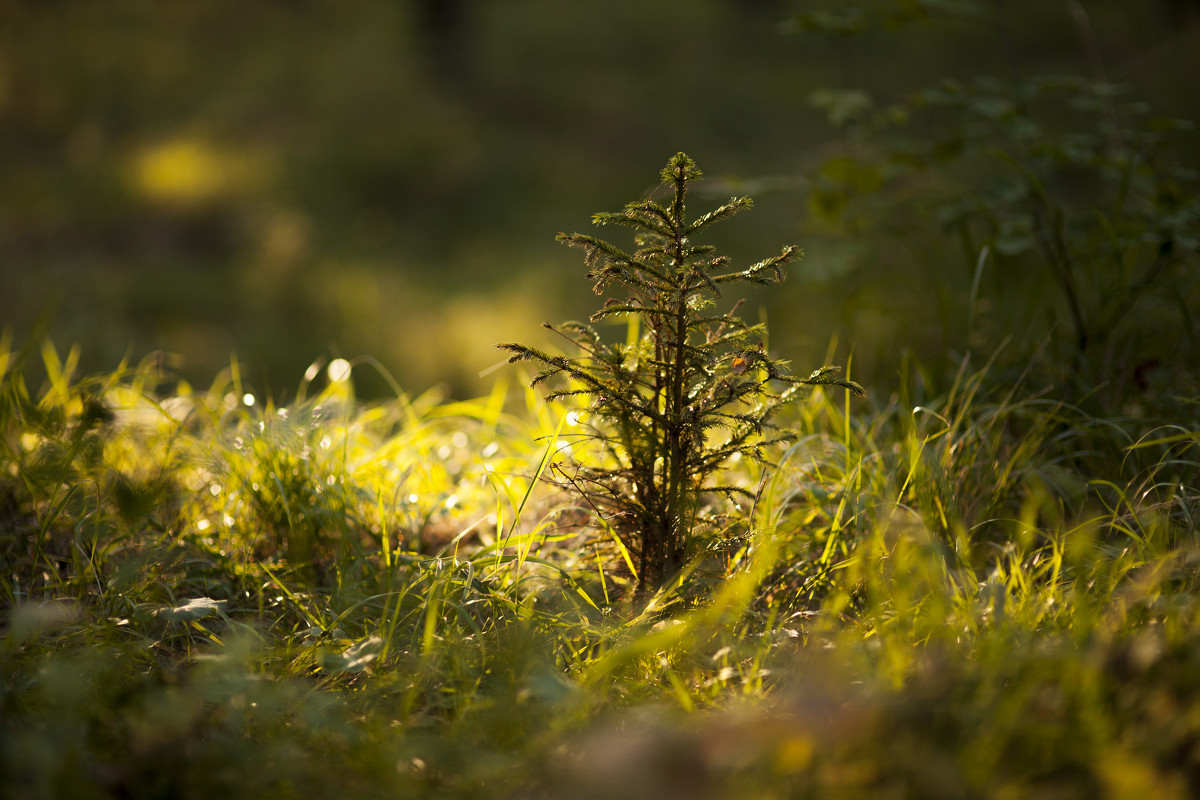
(775, 734, 814, 772)
(131, 137, 270, 205)
(1097, 749, 1186, 800)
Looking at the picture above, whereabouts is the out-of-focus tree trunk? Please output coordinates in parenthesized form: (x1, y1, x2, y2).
(416, 0, 470, 80)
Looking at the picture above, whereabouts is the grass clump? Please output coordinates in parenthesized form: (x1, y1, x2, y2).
(2, 246, 1199, 797)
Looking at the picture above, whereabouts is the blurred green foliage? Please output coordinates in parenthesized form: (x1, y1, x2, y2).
(2, 0, 1197, 400)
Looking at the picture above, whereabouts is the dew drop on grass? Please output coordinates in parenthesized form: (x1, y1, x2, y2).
(328, 358, 352, 383)
(242, 393, 255, 407)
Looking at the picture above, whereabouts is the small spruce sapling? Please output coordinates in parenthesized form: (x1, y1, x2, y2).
(499, 153, 864, 598)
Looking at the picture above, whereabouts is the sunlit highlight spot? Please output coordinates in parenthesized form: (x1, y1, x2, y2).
(134, 140, 226, 202)
(327, 358, 352, 383)
(130, 137, 271, 205)
(242, 393, 255, 407)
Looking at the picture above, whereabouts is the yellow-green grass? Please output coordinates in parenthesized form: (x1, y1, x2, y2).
(2, 335, 1197, 799)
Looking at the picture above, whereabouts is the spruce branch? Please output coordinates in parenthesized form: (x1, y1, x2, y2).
(687, 197, 754, 234)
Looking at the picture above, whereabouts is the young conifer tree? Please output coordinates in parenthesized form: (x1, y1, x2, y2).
(499, 153, 864, 598)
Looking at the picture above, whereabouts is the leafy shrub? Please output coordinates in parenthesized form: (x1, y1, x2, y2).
(792, 1, 1199, 406)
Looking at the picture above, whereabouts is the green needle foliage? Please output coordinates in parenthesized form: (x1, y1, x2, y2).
(499, 153, 864, 598)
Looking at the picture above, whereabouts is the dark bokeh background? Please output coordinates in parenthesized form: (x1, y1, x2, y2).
(3, 0, 1197, 398)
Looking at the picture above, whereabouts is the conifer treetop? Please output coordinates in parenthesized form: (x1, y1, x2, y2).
(498, 151, 863, 598)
